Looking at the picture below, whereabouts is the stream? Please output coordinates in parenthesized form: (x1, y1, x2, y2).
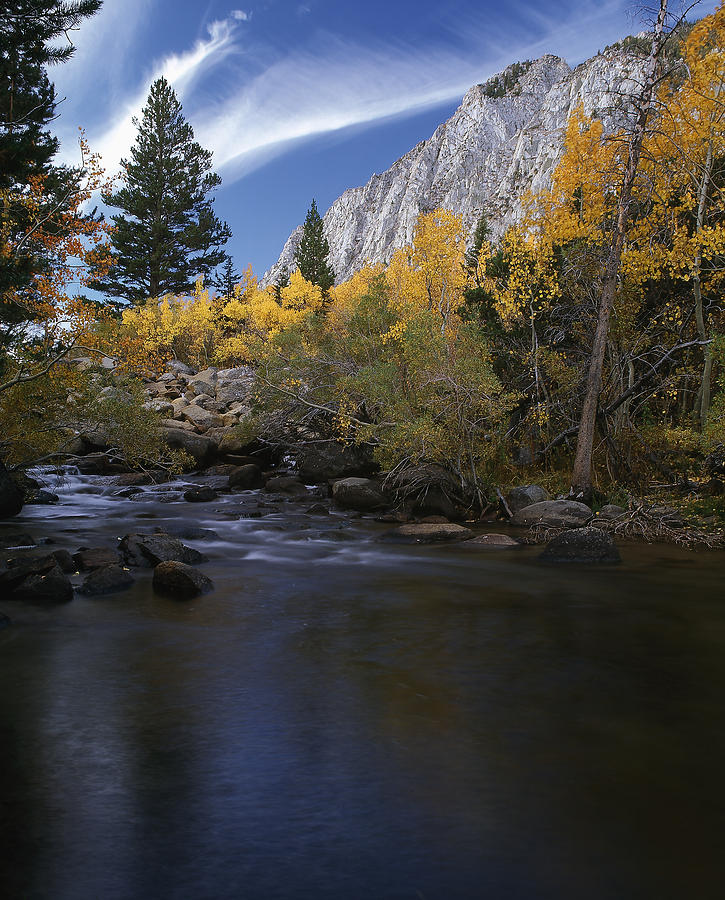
(1, 469, 724, 899)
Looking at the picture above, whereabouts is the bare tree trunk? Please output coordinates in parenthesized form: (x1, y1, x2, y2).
(570, 0, 669, 499)
(693, 140, 714, 427)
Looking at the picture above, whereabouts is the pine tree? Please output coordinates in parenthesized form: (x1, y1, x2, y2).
(211, 256, 241, 304)
(294, 199, 335, 296)
(465, 212, 491, 276)
(0, 0, 101, 324)
(93, 77, 231, 304)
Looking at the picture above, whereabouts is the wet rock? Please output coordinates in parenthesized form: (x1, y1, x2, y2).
(0, 531, 37, 548)
(305, 503, 330, 516)
(511, 500, 592, 528)
(0, 613, 10, 629)
(597, 504, 626, 521)
(379, 523, 473, 544)
(506, 484, 549, 515)
(266, 475, 308, 496)
(112, 472, 152, 487)
(461, 533, 522, 549)
(152, 561, 214, 599)
(28, 489, 59, 505)
(183, 486, 218, 502)
(13, 564, 74, 604)
(157, 525, 220, 541)
(78, 564, 134, 596)
(75, 453, 113, 475)
(0, 460, 24, 517)
(73, 547, 121, 570)
(229, 464, 265, 490)
(539, 527, 621, 564)
(0, 554, 58, 592)
(51, 549, 76, 573)
(332, 477, 386, 511)
(119, 533, 207, 568)
(417, 515, 450, 524)
(160, 428, 217, 466)
(114, 486, 144, 498)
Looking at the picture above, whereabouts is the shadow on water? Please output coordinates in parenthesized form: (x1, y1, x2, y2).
(1, 469, 724, 899)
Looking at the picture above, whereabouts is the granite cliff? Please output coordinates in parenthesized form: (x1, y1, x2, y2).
(264, 46, 646, 285)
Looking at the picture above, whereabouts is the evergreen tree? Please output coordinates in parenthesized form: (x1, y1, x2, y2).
(211, 256, 241, 304)
(294, 199, 335, 295)
(0, 0, 101, 324)
(93, 77, 231, 304)
(465, 212, 491, 276)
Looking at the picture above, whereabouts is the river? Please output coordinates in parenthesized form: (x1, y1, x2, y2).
(1, 470, 724, 899)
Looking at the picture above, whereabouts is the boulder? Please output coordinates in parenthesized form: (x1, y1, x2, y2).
(160, 428, 217, 465)
(461, 533, 522, 549)
(119, 533, 207, 568)
(215, 366, 255, 405)
(78, 564, 134, 595)
(161, 417, 196, 432)
(217, 430, 253, 456)
(75, 453, 113, 475)
(0, 461, 25, 518)
(12, 564, 74, 604)
(183, 486, 217, 502)
(511, 500, 592, 528)
(51, 549, 76, 573)
(297, 442, 375, 483)
(0, 613, 10, 629)
(597, 504, 627, 521)
(229, 464, 265, 490)
(0, 554, 58, 592)
(181, 405, 225, 433)
(506, 484, 549, 515)
(73, 547, 121, 570)
(144, 398, 175, 416)
(539, 527, 621, 564)
(166, 359, 196, 376)
(332, 477, 386, 511)
(379, 523, 473, 544)
(171, 398, 190, 416)
(152, 561, 214, 599)
(266, 475, 309, 496)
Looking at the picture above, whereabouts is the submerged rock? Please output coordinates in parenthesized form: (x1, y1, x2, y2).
(379, 523, 473, 544)
(511, 500, 592, 528)
(461, 533, 522, 549)
(183, 486, 218, 502)
(78, 564, 134, 596)
(152, 561, 214, 599)
(73, 547, 121, 570)
(539, 527, 621, 564)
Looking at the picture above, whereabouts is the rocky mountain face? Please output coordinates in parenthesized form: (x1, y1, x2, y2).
(264, 47, 646, 286)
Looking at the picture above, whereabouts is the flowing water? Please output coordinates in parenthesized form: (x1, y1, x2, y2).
(1, 470, 724, 899)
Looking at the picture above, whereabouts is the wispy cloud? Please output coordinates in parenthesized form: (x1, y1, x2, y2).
(66, 0, 657, 184)
(196, 0, 632, 182)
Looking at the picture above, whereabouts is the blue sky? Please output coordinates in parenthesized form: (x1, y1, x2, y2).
(51, 0, 719, 281)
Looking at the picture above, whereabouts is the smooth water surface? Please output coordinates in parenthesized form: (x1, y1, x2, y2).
(1, 471, 724, 899)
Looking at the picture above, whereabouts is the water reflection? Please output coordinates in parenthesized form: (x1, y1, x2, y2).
(1, 472, 724, 898)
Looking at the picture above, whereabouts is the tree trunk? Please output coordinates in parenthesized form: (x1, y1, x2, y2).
(570, 0, 669, 499)
(693, 140, 714, 427)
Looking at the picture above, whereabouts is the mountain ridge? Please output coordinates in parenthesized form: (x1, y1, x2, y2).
(263, 45, 646, 286)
